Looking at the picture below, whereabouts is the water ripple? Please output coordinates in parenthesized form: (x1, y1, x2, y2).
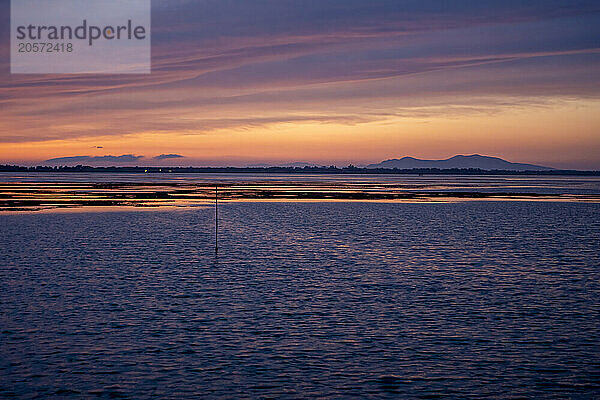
(1, 202, 600, 398)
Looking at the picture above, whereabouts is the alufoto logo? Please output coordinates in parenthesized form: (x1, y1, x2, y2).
(11, 0, 151, 74)
(15, 19, 147, 46)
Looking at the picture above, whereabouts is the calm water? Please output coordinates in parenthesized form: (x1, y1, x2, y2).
(2, 201, 600, 398)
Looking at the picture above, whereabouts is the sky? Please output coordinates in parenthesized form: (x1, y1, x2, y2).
(1, 0, 600, 168)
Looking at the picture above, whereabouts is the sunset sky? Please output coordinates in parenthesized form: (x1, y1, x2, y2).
(1, 0, 600, 169)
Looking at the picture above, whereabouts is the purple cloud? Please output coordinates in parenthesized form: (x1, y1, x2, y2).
(153, 154, 185, 160)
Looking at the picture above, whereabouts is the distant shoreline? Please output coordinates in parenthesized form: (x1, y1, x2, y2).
(1, 165, 599, 176)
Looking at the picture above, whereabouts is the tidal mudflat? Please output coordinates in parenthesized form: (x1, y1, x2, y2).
(1, 173, 599, 212)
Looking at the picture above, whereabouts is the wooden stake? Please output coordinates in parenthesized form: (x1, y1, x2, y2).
(215, 185, 218, 253)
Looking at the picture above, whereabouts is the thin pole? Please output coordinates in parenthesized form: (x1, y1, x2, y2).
(215, 186, 218, 253)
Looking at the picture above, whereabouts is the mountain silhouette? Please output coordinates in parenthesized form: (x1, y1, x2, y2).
(367, 155, 554, 171)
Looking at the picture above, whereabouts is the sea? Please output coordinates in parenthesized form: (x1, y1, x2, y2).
(1, 173, 600, 398)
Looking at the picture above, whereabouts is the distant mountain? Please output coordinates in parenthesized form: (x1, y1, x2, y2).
(367, 155, 554, 171)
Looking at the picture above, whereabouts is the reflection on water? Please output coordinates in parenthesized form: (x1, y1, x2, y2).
(1, 202, 600, 398)
(1, 173, 600, 212)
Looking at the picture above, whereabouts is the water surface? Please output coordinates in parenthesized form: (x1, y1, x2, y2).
(2, 201, 600, 398)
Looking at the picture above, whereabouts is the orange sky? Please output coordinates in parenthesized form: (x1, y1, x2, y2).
(2, 1, 600, 169)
